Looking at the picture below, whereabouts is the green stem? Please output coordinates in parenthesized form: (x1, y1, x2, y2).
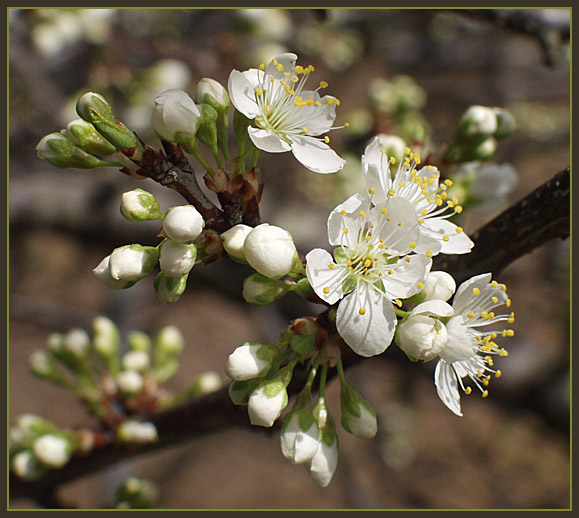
(318, 364, 328, 399)
(189, 141, 215, 178)
(97, 160, 124, 168)
(250, 148, 260, 169)
(394, 307, 409, 318)
(336, 355, 347, 386)
(234, 143, 255, 174)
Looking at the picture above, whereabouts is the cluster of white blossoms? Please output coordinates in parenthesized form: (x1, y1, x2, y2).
(93, 189, 205, 303)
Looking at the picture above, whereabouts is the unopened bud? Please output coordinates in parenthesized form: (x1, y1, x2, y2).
(423, 271, 456, 302)
(493, 108, 516, 140)
(162, 205, 205, 243)
(32, 434, 73, 469)
(127, 331, 151, 352)
(115, 477, 160, 509)
(12, 450, 45, 481)
(375, 133, 407, 164)
(459, 105, 498, 138)
(121, 350, 150, 372)
(93, 255, 136, 290)
(116, 370, 144, 395)
(340, 384, 378, 440)
(153, 272, 188, 304)
(109, 244, 159, 282)
(242, 273, 288, 306)
(155, 325, 184, 356)
(116, 420, 158, 444)
(92, 316, 121, 373)
(196, 78, 230, 115)
(152, 89, 201, 146)
(220, 224, 253, 262)
(36, 132, 102, 169)
(120, 189, 163, 222)
(65, 118, 117, 156)
(244, 224, 297, 278)
(225, 342, 278, 381)
(158, 240, 197, 277)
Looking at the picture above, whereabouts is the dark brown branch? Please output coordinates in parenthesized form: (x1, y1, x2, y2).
(434, 167, 570, 284)
(9, 167, 570, 505)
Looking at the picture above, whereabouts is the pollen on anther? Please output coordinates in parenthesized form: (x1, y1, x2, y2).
(359, 210, 366, 218)
(482, 390, 489, 398)
(343, 227, 349, 234)
(368, 187, 376, 195)
(473, 287, 480, 295)
(417, 282, 425, 289)
(359, 308, 366, 315)
(328, 264, 334, 270)
(426, 251, 433, 258)
(381, 208, 387, 215)
(465, 387, 472, 395)
(409, 241, 416, 249)
(495, 370, 502, 378)
(323, 287, 330, 294)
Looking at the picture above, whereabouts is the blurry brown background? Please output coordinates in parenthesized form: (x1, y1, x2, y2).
(9, 9, 570, 509)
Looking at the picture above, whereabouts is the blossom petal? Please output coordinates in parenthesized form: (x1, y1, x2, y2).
(305, 248, 347, 305)
(248, 127, 291, 153)
(362, 136, 391, 204)
(228, 69, 261, 119)
(370, 197, 421, 256)
(291, 91, 337, 135)
(434, 360, 463, 416)
(290, 135, 346, 174)
(327, 193, 369, 247)
(452, 273, 494, 314)
(421, 218, 474, 255)
(410, 300, 454, 318)
(336, 284, 396, 357)
(381, 254, 432, 300)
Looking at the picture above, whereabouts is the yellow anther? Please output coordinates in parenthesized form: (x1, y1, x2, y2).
(324, 136, 330, 144)
(277, 63, 284, 71)
(323, 287, 330, 294)
(328, 264, 334, 270)
(307, 97, 314, 106)
(405, 257, 411, 263)
(359, 210, 366, 218)
(388, 188, 397, 196)
(319, 80, 328, 88)
(390, 157, 396, 164)
(344, 122, 350, 127)
(492, 296, 498, 304)
(380, 148, 387, 154)
(404, 147, 411, 155)
(303, 127, 309, 135)
(409, 241, 416, 249)
(491, 281, 498, 288)
(418, 219, 424, 225)
(264, 104, 270, 113)
(272, 58, 278, 65)
(495, 370, 502, 378)
(482, 390, 489, 398)
(455, 206, 463, 214)
(295, 65, 304, 74)
(443, 235, 450, 242)
(334, 98, 340, 105)
(381, 208, 387, 215)
(255, 87, 263, 96)
(481, 311, 488, 318)
(426, 251, 433, 258)
(325, 98, 334, 105)
(340, 209, 347, 215)
(343, 227, 349, 234)
(506, 298, 512, 308)
(399, 182, 406, 188)
(388, 269, 393, 275)
(395, 299, 403, 307)
(259, 63, 265, 71)
(508, 312, 515, 324)
(368, 187, 376, 195)
(467, 312, 475, 318)
(465, 387, 472, 395)
(444, 179, 453, 186)
(359, 308, 366, 315)
(421, 209, 427, 217)
(417, 282, 425, 289)
(397, 221, 403, 227)
(473, 288, 480, 295)
(456, 227, 463, 234)
(500, 283, 507, 291)
(308, 65, 315, 71)
(315, 101, 321, 106)
(364, 259, 372, 268)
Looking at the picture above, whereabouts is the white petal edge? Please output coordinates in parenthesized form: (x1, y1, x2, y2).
(305, 248, 347, 305)
(248, 127, 291, 153)
(290, 135, 345, 174)
(227, 69, 261, 119)
(434, 360, 463, 416)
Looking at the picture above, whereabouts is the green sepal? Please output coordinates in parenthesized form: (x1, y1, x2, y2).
(289, 333, 316, 356)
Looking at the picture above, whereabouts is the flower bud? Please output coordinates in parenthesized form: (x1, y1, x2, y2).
(339, 384, 378, 440)
(158, 240, 197, 277)
(423, 271, 456, 302)
(64, 328, 91, 360)
(224, 342, 278, 381)
(93, 255, 135, 290)
(153, 272, 188, 304)
(28, 350, 64, 383)
(76, 92, 142, 154)
(280, 390, 319, 464)
(115, 477, 160, 509)
(32, 434, 73, 469)
(459, 105, 498, 138)
(162, 205, 205, 243)
(121, 350, 150, 372)
(11, 450, 45, 481)
(493, 108, 516, 140)
(306, 398, 339, 488)
(16, 414, 57, 437)
(195, 103, 219, 152)
(155, 325, 184, 356)
(127, 331, 152, 352)
(196, 78, 230, 115)
(152, 89, 201, 145)
(92, 316, 121, 373)
(242, 273, 288, 306)
(116, 370, 144, 395)
(65, 118, 117, 156)
(247, 380, 288, 427)
(397, 314, 448, 361)
(116, 420, 158, 444)
(120, 189, 163, 222)
(220, 224, 253, 262)
(109, 244, 159, 282)
(243, 224, 297, 278)
(189, 370, 223, 395)
(36, 132, 102, 169)
(228, 379, 258, 406)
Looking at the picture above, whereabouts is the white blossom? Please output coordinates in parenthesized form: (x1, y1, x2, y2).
(306, 194, 431, 357)
(422, 271, 456, 302)
(228, 52, 346, 174)
(361, 137, 474, 256)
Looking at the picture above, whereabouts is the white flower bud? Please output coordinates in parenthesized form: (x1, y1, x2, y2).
(243, 224, 297, 278)
(152, 89, 201, 144)
(195, 77, 230, 114)
(375, 133, 407, 163)
(116, 421, 158, 444)
(306, 434, 339, 488)
(109, 245, 158, 282)
(397, 314, 448, 361)
(162, 205, 204, 243)
(36, 132, 101, 169)
(423, 271, 456, 302)
(120, 189, 163, 222)
(493, 108, 516, 140)
(242, 273, 287, 306)
(121, 350, 150, 372)
(158, 240, 197, 277)
(340, 384, 377, 439)
(156, 326, 184, 355)
(224, 343, 275, 381)
(92, 316, 121, 360)
(64, 328, 91, 358)
(220, 224, 253, 262)
(461, 105, 498, 136)
(32, 434, 72, 469)
(247, 382, 288, 427)
(12, 450, 45, 481)
(281, 412, 319, 465)
(116, 370, 144, 395)
(29, 350, 57, 378)
(93, 255, 134, 290)
(228, 379, 256, 406)
(193, 370, 223, 395)
(154, 272, 188, 304)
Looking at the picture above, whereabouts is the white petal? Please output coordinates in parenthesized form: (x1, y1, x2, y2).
(410, 300, 454, 318)
(336, 284, 396, 357)
(290, 135, 345, 174)
(248, 127, 291, 153)
(305, 248, 347, 305)
(327, 193, 369, 247)
(421, 219, 474, 255)
(290, 91, 336, 135)
(370, 197, 421, 255)
(381, 254, 432, 300)
(452, 273, 493, 314)
(227, 69, 261, 119)
(434, 360, 463, 416)
(362, 136, 391, 203)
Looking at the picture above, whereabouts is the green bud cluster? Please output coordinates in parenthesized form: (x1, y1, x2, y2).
(115, 477, 160, 509)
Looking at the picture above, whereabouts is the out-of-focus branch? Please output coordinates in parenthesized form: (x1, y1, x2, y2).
(9, 167, 570, 505)
(434, 167, 570, 284)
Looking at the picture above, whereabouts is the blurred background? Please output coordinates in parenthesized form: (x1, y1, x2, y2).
(9, 8, 570, 509)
